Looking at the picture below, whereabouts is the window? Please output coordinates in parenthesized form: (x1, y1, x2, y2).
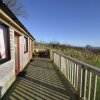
(24, 37, 28, 53)
(0, 22, 10, 64)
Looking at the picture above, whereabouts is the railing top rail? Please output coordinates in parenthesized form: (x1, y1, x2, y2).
(53, 50, 100, 76)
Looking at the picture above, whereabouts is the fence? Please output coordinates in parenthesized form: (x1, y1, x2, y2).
(51, 50, 100, 100)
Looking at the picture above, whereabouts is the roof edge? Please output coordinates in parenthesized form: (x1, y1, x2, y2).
(0, 0, 35, 40)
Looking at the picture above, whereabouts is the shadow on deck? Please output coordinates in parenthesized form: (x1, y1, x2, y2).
(2, 59, 78, 100)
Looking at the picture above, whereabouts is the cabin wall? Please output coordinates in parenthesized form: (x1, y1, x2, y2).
(32, 40, 35, 53)
(0, 27, 15, 98)
(29, 39, 34, 60)
(0, 17, 34, 98)
(29, 39, 32, 60)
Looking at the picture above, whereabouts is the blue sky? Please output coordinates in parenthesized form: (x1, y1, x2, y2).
(20, 0, 100, 47)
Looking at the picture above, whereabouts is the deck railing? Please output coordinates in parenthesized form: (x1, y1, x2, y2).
(50, 50, 100, 100)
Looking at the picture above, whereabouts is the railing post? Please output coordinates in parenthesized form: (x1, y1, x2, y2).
(77, 65, 82, 98)
(50, 50, 54, 62)
(87, 72, 92, 100)
(76, 64, 79, 91)
(0, 86, 2, 99)
(81, 66, 87, 100)
(59, 54, 61, 70)
(71, 62, 74, 85)
(52, 50, 54, 61)
(67, 59, 70, 80)
(93, 75, 97, 100)
(50, 50, 54, 61)
(74, 63, 76, 88)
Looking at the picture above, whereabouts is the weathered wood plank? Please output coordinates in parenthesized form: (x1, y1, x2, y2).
(1, 59, 78, 100)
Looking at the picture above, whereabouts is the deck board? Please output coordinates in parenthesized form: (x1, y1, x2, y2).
(2, 59, 78, 100)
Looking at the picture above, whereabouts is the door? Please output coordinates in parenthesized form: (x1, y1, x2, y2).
(14, 34, 20, 76)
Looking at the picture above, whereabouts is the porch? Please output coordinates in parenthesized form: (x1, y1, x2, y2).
(1, 59, 78, 100)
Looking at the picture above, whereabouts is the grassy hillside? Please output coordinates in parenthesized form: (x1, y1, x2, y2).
(53, 44, 100, 68)
(35, 42, 100, 68)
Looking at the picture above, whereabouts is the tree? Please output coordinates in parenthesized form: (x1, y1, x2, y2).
(2, 0, 27, 18)
(85, 45, 92, 49)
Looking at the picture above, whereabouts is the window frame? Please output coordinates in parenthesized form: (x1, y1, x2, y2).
(24, 36, 28, 53)
(0, 22, 11, 65)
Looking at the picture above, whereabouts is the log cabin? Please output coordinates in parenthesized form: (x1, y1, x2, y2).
(0, 1, 35, 98)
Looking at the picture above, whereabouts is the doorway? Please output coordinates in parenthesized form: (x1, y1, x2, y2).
(14, 34, 20, 76)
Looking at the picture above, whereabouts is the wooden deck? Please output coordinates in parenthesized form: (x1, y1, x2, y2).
(2, 59, 78, 100)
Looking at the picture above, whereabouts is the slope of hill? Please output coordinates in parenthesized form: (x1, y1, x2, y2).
(35, 42, 100, 68)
